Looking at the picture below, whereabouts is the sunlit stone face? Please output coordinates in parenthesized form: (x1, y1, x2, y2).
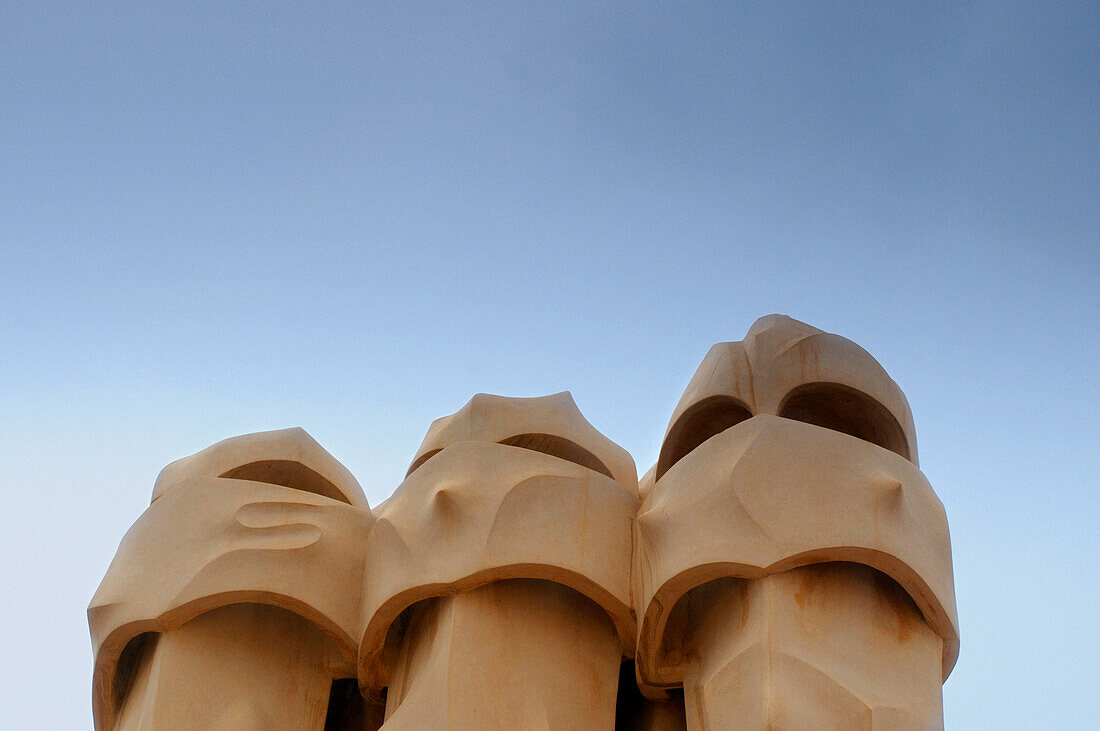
(90, 315, 956, 731)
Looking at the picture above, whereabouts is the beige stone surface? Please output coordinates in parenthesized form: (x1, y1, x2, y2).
(152, 426, 370, 508)
(633, 315, 958, 728)
(655, 314, 918, 481)
(113, 604, 346, 730)
(676, 567, 943, 729)
(89, 315, 958, 729)
(89, 428, 372, 730)
(405, 391, 637, 487)
(360, 393, 639, 723)
(360, 442, 638, 688)
(382, 580, 622, 729)
(635, 414, 957, 690)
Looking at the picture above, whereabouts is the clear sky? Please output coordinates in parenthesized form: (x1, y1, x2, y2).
(1, 2, 1096, 727)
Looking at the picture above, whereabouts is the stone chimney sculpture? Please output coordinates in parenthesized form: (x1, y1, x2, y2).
(633, 315, 958, 728)
(359, 392, 638, 728)
(89, 315, 957, 730)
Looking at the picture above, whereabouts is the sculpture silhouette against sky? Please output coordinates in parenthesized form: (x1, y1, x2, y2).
(90, 315, 958, 729)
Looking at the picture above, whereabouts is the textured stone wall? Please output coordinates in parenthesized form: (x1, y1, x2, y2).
(90, 315, 957, 730)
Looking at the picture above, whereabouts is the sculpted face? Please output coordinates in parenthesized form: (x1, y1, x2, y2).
(656, 314, 917, 482)
(89, 316, 957, 731)
(89, 428, 373, 730)
(361, 392, 639, 728)
(634, 315, 957, 728)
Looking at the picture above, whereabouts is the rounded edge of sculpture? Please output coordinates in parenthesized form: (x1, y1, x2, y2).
(151, 426, 370, 509)
(361, 394, 640, 695)
(357, 563, 637, 690)
(358, 442, 638, 690)
(656, 394, 754, 481)
(406, 391, 638, 488)
(659, 315, 919, 472)
(634, 549, 960, 695)
(90, 590, 361, 730)
(88, 322, 960, 727)
(634, 415, 959, 697)
(776, 380, 912, 461)
(90, 428, 372, 731)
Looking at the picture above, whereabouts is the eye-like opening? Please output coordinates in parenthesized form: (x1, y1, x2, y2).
(404, 436, 615, 480)
(220, 460, 352, 504)
(778, 382, 910, 460)
(498, 433, 614, 479)
(405, 449, 442, 477)
(656, 396, 753, 481)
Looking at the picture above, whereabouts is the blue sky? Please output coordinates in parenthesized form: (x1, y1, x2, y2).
(1, 2, 1097, 727)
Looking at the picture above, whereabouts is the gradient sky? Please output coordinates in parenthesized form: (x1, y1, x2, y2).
(2, 3, 1097, 727)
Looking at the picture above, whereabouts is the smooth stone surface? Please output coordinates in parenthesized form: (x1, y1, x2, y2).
(115, 604, 344, 730)
(679, 566, 943, 730)
(89, 314, 958, 730)
(383, 580, 622, 729)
